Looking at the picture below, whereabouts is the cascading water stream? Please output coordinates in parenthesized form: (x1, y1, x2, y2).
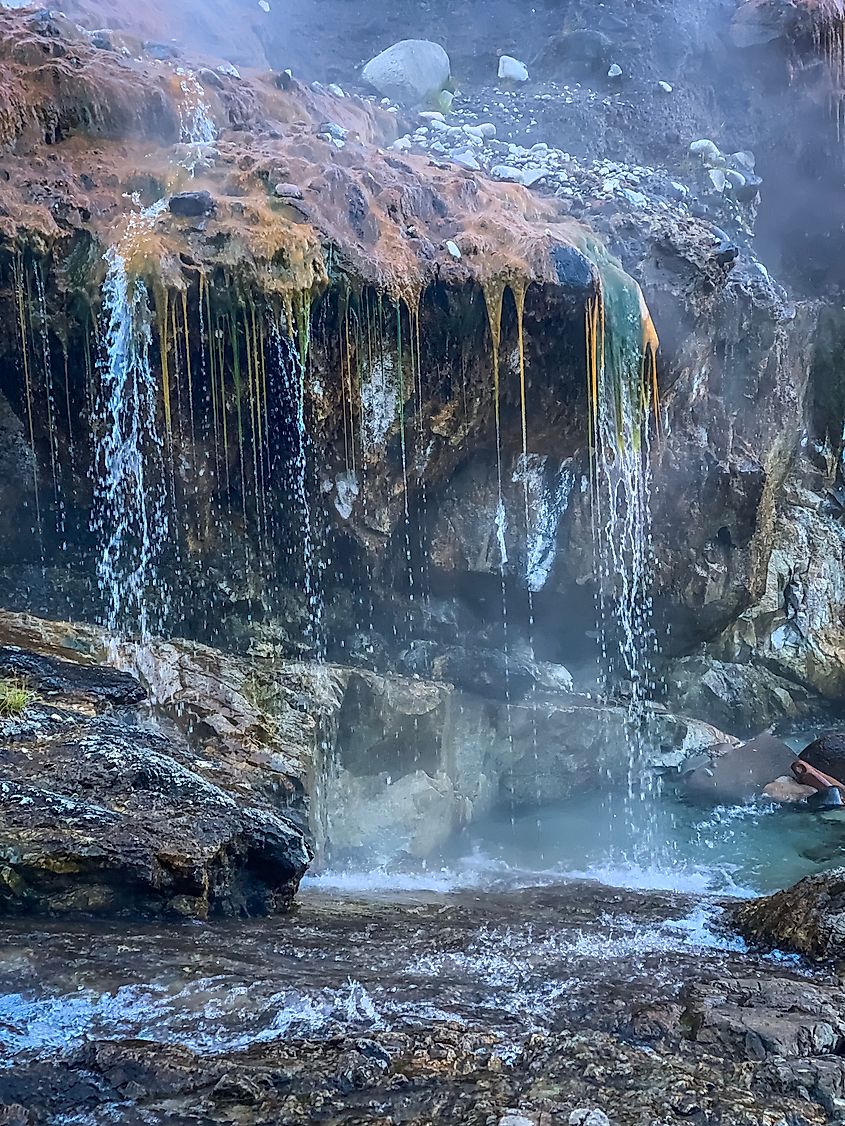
(584, 256, 662, 866)
(92, 258, 163, 644)
(92, 74, 216, 641)
(92, 203, 170, 640)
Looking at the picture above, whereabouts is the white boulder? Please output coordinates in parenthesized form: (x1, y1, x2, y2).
(362, 39, 450, 107)
(498, 55, 529, 82)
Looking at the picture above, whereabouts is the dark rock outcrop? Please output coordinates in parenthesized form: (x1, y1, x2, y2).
(0, 633, 312, 918)
(801, 732, 845, 786)
(168, 190, 215, 216)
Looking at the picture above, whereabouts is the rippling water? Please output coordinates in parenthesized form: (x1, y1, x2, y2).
(0, 781, 835, 1099)
(0, 885, 759, 1064)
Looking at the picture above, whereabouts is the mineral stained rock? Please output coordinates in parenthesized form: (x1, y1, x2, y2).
(735, 868, 845, 961)
(0, 630, 312, 918)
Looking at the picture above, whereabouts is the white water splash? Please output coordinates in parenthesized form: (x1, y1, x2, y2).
(176, 70, 217, 172)
(0, 977, 381, 1062)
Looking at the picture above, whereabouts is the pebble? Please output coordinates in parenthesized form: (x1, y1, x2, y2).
(445, 240, 462, 259)
(274, 182, 303, 199)
(490, 164, 525, 182)
(451, 147, 481, 170)
(217, 62, 240, 79)
(498, 55, 530, 82)
(657, 80, 673, 93)
(499, 1116, 534, 1126)
(570, 1112, 611, 1126)
(326, 83, 345, 97)
(390, 136, 412, 152)
(418, 111, 445, 122)
(607, 63, 622, 78)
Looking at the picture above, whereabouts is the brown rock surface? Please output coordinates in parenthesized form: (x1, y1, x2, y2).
(735, 868, 845, 961)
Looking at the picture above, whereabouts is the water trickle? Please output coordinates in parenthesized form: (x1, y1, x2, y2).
(273, 299, 321, 654)
(584, 259, 661, 861)
(176, 69, 217, 171)
(93, 202, 171, 639)
(33, 267, 65, 540)
(513, 454, 575, 594)
(483, 280, 516, 802)
(12, 254, 42, 553)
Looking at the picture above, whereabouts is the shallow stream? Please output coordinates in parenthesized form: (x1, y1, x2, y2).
(0, 781, 838, 1079)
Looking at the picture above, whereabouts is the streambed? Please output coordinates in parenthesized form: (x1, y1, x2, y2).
(1, 800, 842, 1124)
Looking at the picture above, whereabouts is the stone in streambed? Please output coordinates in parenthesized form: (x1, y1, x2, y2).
(679, 733, 796, 804)
(734, 868, 845, 961)
(763, 775, 815, 803)
(169, 190, 215, 217)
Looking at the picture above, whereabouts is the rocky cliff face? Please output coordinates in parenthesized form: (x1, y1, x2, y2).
(0, 0, 844, 908)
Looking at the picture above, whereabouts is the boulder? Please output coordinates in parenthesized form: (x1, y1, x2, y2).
(734, 868, 845, 960)
(0, 710, 311, 918)
(0, 645, 144, 707)
(169, 190, 215, 216)
(679, 733, 796, 804)
(0, 624, 319, 918)
(800, 733, 845, 786)
(361, 40, 450, 107)
(328, 769, 457, 860)
(667, 657, 813, 735)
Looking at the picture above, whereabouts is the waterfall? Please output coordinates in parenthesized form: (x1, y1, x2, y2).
(92, 73, 217, 639)
(584, 258, 661, 862)
(93, 203, 170, 639)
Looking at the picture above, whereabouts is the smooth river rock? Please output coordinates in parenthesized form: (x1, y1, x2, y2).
(678, 733, 796, 804)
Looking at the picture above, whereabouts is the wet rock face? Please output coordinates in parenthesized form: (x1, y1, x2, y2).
(667, 656, 814, 735)
(682, 975, 845, 1060)
(0, 641, 311, 918)
(734, 868, 845, 961)
(801, 733, 845, 785)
